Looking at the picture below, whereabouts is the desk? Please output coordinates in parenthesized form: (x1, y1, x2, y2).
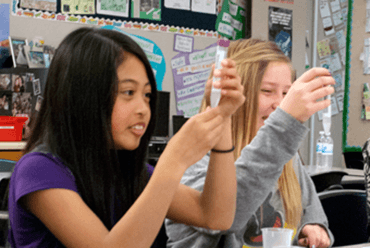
(306, 166, 364, 177)
(335, 243, 370, 248)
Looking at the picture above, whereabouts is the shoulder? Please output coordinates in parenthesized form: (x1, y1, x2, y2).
(11, 152, 78, 202)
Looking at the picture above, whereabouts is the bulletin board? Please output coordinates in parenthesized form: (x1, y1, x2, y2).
(342, 0, 370, 152)
(12, 0, 227, 35)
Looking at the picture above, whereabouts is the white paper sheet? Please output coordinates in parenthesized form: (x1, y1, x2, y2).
(323, 17, 335, 36)
(191, 0, 216, 14)
(330, 0, 341, 12)
(320, 0, 331, 18)
(332, 11, 343, 26)
(164, 0, 190, 10)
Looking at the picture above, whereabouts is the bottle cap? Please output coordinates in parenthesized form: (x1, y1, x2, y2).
(217, 38, 230, 47)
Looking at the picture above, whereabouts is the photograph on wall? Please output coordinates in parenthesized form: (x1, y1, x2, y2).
(97, 0, 129, 17)
(43, 45, 55, 68)
(0, 74, 11, 91)
(12, 74, 26, 93)
(12, 92, 32, 117)
(9, 36, 28, 68)
(33, 79, 41, 96)
(0, 91, 12, 116)
(35, 95, 43, 112)
(20, 0, 57, 12)
(61, 0, 95, 14)
(268, 6, 293, 59)
(132, 0, 161, 20)
(24, 46, 45, 68)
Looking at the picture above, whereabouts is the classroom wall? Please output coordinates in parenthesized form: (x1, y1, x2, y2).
(345, 0, 370, 149)
(312, 0, 348, 168)
(1, 0, 328, 166)
(250, 0, 319, 166)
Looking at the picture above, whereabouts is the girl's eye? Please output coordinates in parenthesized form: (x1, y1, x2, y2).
(145, 92, 152, 99)
(261, 89, 271, 93)
(121, 90, 134, 96)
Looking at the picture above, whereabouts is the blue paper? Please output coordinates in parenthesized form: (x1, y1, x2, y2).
(0, 4, 10, 42)
(102, 26, 166, 91)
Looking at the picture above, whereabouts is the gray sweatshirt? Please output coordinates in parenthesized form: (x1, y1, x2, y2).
(165, 107, 334, 248)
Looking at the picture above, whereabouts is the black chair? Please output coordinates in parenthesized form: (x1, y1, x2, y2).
(343, 151, 364, 169)
(310, 171, 348, 193)
(0, 159, 16, 248)
(341, 178, 365, 190)
(318, 189, 368, 246)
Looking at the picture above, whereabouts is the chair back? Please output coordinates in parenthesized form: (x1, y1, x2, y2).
(343, 151, 364, 169)
(318, 189, 368, 246)
(0, 159, 15, 248)
(310, 171, 348, 193)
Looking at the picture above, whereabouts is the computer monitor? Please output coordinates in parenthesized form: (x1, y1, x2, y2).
(172, 115, 189, 136)
(152, 91, 169, 138)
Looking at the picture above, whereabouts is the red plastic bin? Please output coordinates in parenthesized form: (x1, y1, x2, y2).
(0, 116, 28, 141)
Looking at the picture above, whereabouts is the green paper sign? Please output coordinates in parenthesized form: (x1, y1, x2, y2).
(215, 0, 246, 40)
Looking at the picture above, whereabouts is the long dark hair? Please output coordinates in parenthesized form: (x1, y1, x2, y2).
(24, 27, 157, 229)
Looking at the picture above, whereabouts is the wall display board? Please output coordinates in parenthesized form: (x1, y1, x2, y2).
(11, 0, 240, 38)
(342, 0, 370, 152)
(102, 25, 166, 90)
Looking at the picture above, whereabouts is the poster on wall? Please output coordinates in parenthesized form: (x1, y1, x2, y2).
(20, 0, 56, 12)
(171, 43, 217, 117)
(131, 0, 161, 21)
(102, 26, 166, 90)
(97, 0, 129, 17)
(268, 6, 293, 59)
(61, 0, 95, 14)
(215, 0, 247, 40)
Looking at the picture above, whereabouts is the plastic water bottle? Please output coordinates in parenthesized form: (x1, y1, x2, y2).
(321, 132, 333, 169)
(211, 38, 230, 108)
(316, 131, 325, 167)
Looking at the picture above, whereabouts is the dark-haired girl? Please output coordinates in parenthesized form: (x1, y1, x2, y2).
(8, 27, 245, 247)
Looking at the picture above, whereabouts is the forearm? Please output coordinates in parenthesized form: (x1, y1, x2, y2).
(230, 108, 309, 232)
(105, 152, 186, 248)
(201, 119, 236, 230)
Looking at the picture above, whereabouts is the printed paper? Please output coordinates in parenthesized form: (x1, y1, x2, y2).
(330, 0, 341, 13)
(332, 11, 343, 26)
(317, 39, 331, 58)
(319, 0, 331, 18)
(191, 0, 216, 14)
(164, 0, 190, 10)
(174, 34, 194, 53)
(97, 0, 129, 17)
(323, 17, 335, 36)
(336, 92, 344, 112)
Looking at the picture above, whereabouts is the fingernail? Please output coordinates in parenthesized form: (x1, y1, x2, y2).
(213, 82, 221, 88)
(214, 69, 221, 76)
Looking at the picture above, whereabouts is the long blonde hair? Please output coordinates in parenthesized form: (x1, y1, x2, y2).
(200, 39, 302, 229)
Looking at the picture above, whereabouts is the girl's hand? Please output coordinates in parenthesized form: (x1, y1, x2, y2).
(163, 106, 224, 170)
(279, 68, 335, 123)
(213, 59, 245, 118)
(298, 224, 331, 248)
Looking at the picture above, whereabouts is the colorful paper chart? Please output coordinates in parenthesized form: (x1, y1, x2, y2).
(102, 26, 166, 91)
